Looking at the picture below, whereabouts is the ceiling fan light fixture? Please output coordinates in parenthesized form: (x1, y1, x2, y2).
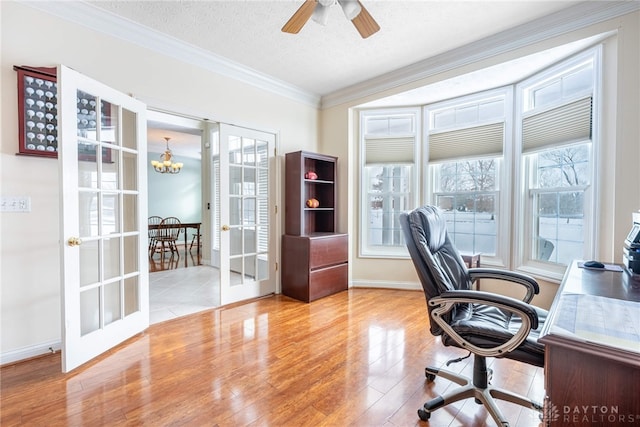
(338, 0, 361, 21)
(311, 2, 331, 26)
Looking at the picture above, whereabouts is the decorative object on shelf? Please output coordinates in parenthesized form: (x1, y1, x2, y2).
(306, 198, 320, 208)
(305, 171, 318, 180)
(14, 65, 58, 158)
(151, 137, 184, 174)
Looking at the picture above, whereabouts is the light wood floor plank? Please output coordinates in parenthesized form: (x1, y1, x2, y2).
(1, 288, 543, 426)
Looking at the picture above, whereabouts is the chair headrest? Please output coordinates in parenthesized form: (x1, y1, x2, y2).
(409, 205, 448, 254)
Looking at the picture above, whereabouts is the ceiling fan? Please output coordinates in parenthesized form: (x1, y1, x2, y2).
(282, 0, 380, 39)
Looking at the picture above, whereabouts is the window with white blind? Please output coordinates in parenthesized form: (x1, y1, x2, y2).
(426, 90, 507, 262)
(360, 108, 420, 257)
(517, 48, 599, 273)
(357, 46, 601, 278)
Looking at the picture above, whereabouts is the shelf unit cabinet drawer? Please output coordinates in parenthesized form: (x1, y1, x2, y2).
(309, 234, 348, 269)
(308, 263, 348, 302)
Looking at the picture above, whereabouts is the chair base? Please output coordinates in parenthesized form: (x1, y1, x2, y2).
(418, 355, 542, 427)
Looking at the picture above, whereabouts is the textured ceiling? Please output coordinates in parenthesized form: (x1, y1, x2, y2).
(87, 0, 579, 97)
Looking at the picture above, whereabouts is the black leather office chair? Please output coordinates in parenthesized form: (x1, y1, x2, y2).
(400, 206, 548, 426)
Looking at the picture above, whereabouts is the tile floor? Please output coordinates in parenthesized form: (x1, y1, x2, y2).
(149, 263, 220, 325)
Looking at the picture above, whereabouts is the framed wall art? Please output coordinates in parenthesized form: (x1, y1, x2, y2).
(14, 65, 58, 158)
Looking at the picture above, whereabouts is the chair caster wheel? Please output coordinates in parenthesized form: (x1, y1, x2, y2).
(424, 368, 436, 382)
(418, 408, 431, 421)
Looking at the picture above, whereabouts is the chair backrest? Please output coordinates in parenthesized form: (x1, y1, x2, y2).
(537, 237, 554, 261)
(399, 205, 472, 335)
(159, 216, 182, 239)
(148, 216, 163, 238)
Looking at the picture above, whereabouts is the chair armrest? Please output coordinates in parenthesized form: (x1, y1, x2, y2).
(468, 268, 539, 303)
(429, 290, 539, 358)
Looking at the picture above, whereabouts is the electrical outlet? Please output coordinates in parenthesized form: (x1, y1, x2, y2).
(1, 196, 31, 212)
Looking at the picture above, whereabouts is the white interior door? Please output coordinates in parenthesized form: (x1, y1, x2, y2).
(58, 65, 148, 372)
(218, 124, 276, 305)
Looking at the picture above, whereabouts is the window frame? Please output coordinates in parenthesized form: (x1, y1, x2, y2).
(513, 47, 601, 280)
(359, 107, 421, 258)
(424, 87, 513, 267)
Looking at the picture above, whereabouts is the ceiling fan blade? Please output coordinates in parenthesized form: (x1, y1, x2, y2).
(351, 1, 380, 38)
(282, 0, 318, 34)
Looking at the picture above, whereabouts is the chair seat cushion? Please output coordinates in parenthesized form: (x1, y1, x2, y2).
(442, 303, 548, 367)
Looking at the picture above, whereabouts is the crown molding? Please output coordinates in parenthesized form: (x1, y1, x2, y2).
(321, 1, 640, 109)
(19, 0, 322, 108)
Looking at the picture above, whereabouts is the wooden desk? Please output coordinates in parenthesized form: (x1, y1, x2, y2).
(149, 222, 201, 261)
(539, 261, 640, 426)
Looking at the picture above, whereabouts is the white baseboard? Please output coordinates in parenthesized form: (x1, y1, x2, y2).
(350, 280, 422, 291)
(1, 340, 61, 366)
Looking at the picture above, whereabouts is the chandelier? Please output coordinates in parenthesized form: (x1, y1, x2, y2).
(151, 137, 183, 174)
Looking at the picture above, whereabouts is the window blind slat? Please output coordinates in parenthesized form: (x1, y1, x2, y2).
(365, 137, 414, 164)
(429, 122, 504, 162)
(522, 97, 592, 152)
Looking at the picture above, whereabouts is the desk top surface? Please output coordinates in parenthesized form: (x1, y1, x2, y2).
(559, 260, 640, 302)
(540, 261, 640, 362)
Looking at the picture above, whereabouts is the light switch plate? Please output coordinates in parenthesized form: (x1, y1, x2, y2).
(1, 196, 32, 212)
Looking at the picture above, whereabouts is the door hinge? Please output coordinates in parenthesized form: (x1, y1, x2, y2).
(275, 262, 279, 271)
(275, 205, 278, 214)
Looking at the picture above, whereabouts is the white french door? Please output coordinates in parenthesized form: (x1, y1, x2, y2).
(217, 124, 276, 305)
(58, 65, 148, 372)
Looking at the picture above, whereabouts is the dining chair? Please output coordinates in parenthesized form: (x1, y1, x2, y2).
(148, 215, 163, 256)
(156, 217, 182, 256)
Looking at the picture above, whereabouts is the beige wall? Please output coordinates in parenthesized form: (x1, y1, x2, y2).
(320, 11, 640, 310)
(0, 2, 319, 361)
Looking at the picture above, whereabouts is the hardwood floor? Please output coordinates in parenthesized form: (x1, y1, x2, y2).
(1, 289, 544, 426)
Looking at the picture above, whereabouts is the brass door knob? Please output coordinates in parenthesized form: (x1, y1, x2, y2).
(67, 237, 83, 247)
(221, 225, 230, 231)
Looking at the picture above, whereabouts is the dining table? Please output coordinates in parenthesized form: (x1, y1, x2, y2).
(148, 221, 201, 262)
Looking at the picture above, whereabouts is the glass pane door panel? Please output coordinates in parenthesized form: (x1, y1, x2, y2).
(123, 235, 139, 274)
(230, 228, 242, 256)
(103, 148, 119, 189)
(124, 276, 139, 316)
(123, 194, 137, 233)
(257, 141, 268, 168)
(121, 108, 137, 150)
(78, 146, 98, 188)
(102, 193, 119, 234)
(229, 165, 242, 195)
(230, 197, 242, 225)
(229, 136, 242, 164)
(101, 100, 117, 145)
(103, 236, 121, 281)
(122, 151, 137, 191)
(79, 240, 99, 286)
(245, 255, 256, 280)
(79, 191, 98, 237)
(104, 281, 122, 326)
(245, 227, 257, 253)
(77, 91, 97, 139)
(244, 198, 256, 224)
(244, 168, 256, 195)
(244, 138, 256, 166)
(80, 287, 100, 336)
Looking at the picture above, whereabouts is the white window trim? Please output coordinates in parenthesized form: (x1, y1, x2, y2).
(424, 87, 512, 268)
(513, 46, 602, 281)
(359, 107, 421, 258)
